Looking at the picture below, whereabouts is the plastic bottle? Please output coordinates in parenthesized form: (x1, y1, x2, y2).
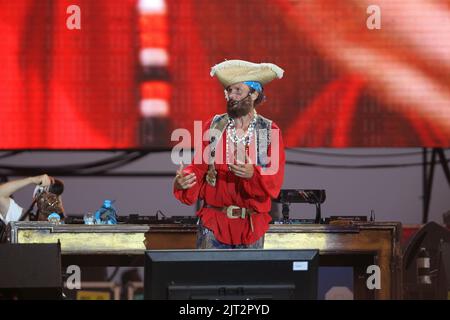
(48, 212, 61, 225)
(94, 200, 118, 225)
(83, 212, 95, 225)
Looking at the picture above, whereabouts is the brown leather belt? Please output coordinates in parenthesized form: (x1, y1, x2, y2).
(203, 204, 257, 231)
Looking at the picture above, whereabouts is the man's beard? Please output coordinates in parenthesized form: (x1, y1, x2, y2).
(227, 95, 253, 118)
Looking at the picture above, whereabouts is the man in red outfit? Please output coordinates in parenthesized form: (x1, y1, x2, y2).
(173, 60, 286, 249)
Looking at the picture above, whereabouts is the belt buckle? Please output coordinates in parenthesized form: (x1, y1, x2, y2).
(226, 205, 241, 219)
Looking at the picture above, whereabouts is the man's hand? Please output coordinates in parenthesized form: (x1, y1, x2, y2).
(174, 163, 197, 190)
(229, 152, 255, 179)
(229, 163, 254, 179)
(30, 174, 53, 187)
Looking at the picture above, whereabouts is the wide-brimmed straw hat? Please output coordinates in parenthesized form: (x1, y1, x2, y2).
(210, 59, 284, 88)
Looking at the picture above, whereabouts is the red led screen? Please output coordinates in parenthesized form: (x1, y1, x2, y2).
(1, 0, 449, 149)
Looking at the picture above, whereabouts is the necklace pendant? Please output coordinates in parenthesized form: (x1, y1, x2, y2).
(206, 167, 217, 187)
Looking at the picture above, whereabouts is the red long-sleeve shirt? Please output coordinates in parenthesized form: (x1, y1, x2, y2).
(173, 117, 285, 245)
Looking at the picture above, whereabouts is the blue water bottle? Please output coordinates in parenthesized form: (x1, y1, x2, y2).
(48, 212, 61, 225)
(94, 200, 118, 225)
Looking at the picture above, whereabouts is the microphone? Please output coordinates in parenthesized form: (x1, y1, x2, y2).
(227, 92, 252, 106)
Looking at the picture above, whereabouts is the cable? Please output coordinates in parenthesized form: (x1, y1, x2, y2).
(0, 171, 175, 177)
(286, 148, 450, 158)
(0, 151, 22, 160)
(0, 151, 146, 174)
(107, 267, 120, 282)
(286, 158, 450, 169)
(156, 210, 167, 218)
(83, 151, 150, 174)
(1, 149, 449, 174)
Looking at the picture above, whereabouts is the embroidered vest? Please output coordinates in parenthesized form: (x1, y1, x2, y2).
(205, 113, 272, 186)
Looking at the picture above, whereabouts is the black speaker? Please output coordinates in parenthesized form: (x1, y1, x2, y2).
(0, 243, 62, 299)
(442, 242, 450, 293)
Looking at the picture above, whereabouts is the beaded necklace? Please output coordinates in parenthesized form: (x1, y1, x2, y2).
(226, 111, 257, 164)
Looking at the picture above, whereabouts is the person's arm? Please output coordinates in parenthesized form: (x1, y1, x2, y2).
(0, 175, 52, 217)
(173, 121, 210, 206)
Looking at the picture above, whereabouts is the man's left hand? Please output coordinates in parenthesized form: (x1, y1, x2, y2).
(229, 163, 254, 179)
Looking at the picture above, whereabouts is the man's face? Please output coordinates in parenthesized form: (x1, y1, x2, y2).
(226, 83, 255, 118)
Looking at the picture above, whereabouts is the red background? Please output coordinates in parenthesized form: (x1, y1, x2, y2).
(1, 0, 448, 149)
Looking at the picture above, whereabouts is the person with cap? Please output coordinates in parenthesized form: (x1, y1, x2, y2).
(173, 60, 286, 249)
(0, 174, 64, 224)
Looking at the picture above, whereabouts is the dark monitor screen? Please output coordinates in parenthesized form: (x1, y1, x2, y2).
(144, 249, 319, 300)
